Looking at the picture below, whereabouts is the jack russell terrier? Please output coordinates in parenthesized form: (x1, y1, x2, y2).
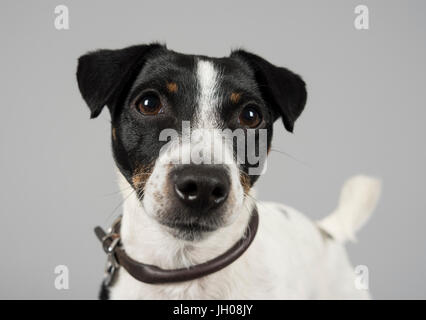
(76, 43, 381, 299)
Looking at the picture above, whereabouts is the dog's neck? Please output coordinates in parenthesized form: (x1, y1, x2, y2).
(117, 173, 255, 270)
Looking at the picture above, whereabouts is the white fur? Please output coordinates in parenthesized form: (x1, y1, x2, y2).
(109, 174, 380, 299)
(196, 59, 221, 129)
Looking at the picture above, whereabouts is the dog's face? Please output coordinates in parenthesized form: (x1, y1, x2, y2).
(77, 44, 306, 241)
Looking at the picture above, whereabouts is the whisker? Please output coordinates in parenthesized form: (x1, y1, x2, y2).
(269, 148, 310, 167)
(105, 188, 136, 224)
(102, 185, 134, 197)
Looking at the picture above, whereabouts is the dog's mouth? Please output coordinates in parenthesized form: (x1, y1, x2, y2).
(161, 220, 217, 232)
(159, 220, 219, 240)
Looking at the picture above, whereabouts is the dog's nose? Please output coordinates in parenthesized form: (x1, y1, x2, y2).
(172, 165, 230, 211)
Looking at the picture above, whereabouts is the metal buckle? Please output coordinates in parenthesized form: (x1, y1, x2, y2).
(103, 253, 120, 286)
(101, 216, 122, 287)
(102, 233, 120, 254)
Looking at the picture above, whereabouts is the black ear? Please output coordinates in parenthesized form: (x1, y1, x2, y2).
(76, 43, 163, 118)
(231, 50, 307, 132)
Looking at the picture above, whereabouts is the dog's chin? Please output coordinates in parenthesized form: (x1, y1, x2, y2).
(159, 220, 219, 241)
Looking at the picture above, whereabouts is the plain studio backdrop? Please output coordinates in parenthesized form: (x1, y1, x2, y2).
(0, 0, 425, 299)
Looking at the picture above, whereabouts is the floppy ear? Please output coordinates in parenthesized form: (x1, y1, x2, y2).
(231, 50, 307, 132)
(76, 43, 163, 118)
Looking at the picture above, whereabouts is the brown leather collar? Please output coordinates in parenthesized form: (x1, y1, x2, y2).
(94, 206, 259, 286)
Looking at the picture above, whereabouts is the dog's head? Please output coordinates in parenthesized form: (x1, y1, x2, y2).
(77, 44, 306, 241)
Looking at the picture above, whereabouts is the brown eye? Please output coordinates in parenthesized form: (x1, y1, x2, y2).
(135, 92, 163, 115)
(239, 105, 262, 128)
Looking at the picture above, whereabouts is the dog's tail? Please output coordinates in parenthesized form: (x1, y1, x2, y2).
(318, 175, 381, 243)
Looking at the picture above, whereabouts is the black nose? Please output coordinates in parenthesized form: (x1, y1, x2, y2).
(172, 165, 230, 211)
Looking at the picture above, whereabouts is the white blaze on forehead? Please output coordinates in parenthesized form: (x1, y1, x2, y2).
(194, 60, 231, 165)
(196, 59, 221, 129)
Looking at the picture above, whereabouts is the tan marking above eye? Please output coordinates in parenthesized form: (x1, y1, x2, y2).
(230, 92, 241, 104)
(166, 82, 178, 93)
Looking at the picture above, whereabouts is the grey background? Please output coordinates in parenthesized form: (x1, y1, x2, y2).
(0, 0, 425, 299)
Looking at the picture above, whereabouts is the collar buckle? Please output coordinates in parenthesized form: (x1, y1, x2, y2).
(95, 216, 122, 286)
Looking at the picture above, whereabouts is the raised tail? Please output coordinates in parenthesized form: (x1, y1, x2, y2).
(318, 175, 382, 243)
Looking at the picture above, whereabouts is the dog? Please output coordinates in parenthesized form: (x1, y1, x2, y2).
(76, 43, 381, 299)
